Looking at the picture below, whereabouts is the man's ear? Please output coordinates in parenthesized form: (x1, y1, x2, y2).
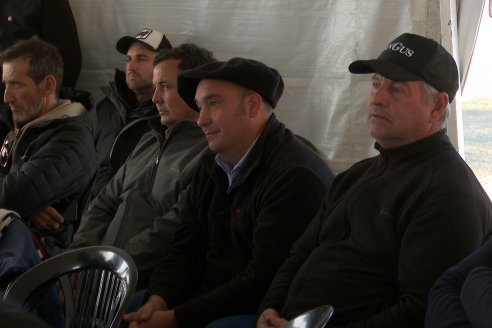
(246, 92, 262, 117)
(431, 92, 449, 122)
(41, 75, 57, 96)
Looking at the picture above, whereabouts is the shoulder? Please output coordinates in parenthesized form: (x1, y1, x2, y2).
(262, 126, 333, 177)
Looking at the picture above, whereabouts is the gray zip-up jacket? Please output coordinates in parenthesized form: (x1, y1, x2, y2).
(70, 118, 208, 284)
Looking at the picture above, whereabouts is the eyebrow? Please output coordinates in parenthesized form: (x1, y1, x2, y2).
(194, 94, 218, 108)
(3, 78, 21, 85)
(198, 94, 220, 102)
(127, 54, 150, 59)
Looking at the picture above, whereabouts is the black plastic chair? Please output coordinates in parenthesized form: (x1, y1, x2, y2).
(283, 305, 335, 328)
(3, 246, 138, 328)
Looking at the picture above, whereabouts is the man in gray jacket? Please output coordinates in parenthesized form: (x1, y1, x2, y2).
(69, 43, 216, 287)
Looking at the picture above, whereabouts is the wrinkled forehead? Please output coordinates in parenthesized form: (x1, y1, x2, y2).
(2, 57, 31, 81)
(371, 73, 420, 86)
(194, 79, 246, 108)
(152, 60, 181, 86)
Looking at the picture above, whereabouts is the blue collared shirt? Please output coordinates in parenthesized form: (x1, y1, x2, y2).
(215, 139, 258, 192)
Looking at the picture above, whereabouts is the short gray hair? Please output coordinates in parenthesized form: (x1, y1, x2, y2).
(420, 81, 449, 130)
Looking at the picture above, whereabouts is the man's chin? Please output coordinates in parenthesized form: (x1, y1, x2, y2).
(126, 81, 148, 92)
(160, 117, 170, 126)
(126, 81, 138, 90)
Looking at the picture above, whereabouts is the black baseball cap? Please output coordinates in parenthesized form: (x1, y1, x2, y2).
(116, 28, 172, 54)
(349, 33, 459, 102)
(177, 57, 284, 111)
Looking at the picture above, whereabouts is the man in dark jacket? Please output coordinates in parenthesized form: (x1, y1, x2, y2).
(0, 36, 97, 257)
(257, 33, 492, 328)
(124, 58, 335, 328)
(69, 43, 216, 288)
(425, 235, 492, 328)
(92, 28, 172, 197)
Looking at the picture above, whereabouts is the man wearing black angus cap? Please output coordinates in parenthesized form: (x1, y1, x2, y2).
(124, 57, 334, 328)
(257, 33, 492, 328)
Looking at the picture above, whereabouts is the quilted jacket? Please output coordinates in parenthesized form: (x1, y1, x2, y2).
(0, 100, 97, 256)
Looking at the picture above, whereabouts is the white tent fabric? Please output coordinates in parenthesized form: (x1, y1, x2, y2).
(70, 0, 483, 173)
(458, 0, 486, 89)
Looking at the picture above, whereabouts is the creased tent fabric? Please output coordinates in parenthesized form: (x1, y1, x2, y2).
(70, 0, 482, 173)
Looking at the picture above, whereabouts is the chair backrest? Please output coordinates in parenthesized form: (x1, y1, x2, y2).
(3, 246, 137, 328)
(282, 305, 335, 328)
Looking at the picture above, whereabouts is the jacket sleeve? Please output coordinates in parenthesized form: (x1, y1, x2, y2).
(258, 198, 328, 313)
(69, 163, 127, 249)
(152, 166, 331, 328)
(0, 122, 96, 218)
(378, 184, 489, 327)
(348, 182, 490, 327)
(120, 135, 207, 276)
(123, 189, 186, 273)
(91, 98, 125, 198)
(425, 238, 492, 328)
(145, 181, 206, 301)
(460, 266, 492, 328)
(263, 171, 491, 327)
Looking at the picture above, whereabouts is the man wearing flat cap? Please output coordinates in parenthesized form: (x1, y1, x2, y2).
(92, 28, 173, 196)
(124, 57, 334, 328)
(257, 33, 492, 327)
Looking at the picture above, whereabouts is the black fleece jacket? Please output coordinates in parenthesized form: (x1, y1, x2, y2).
(260, 130, 492, 328)
(146, 115, 334, 327)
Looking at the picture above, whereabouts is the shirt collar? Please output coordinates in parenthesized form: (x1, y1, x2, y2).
(215, 137, 258, 192)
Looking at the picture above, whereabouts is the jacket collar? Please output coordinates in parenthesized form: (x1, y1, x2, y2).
(19, 100, 86, 132)
(374, 130, 453, 168)
(12, 100, 87, 159)
(204, 114, 284, 192)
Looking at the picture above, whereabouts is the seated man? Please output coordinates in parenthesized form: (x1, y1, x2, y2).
(0, 210, 63, 328)
(0, 210, 40, 290)
(257, 33, 492, 327)
(0, 36, 97, 257)
(93, 28, 173, 196)
(0, 302, 52, 328)
(124, 58, 334, 327)
(425, 233, 492, 328)
(69, 43, 215, 287)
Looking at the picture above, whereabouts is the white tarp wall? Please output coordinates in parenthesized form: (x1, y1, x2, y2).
(70, 0, 483, 173)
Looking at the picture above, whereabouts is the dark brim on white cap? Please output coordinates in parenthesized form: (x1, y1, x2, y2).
(349, 59, 424, 82)
(116, 36, 152, 54)
(115, 29, 172, 55)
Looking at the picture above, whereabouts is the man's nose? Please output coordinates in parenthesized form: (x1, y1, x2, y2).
(196, 106, 210, 127)
(3, 85, 14, 104)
